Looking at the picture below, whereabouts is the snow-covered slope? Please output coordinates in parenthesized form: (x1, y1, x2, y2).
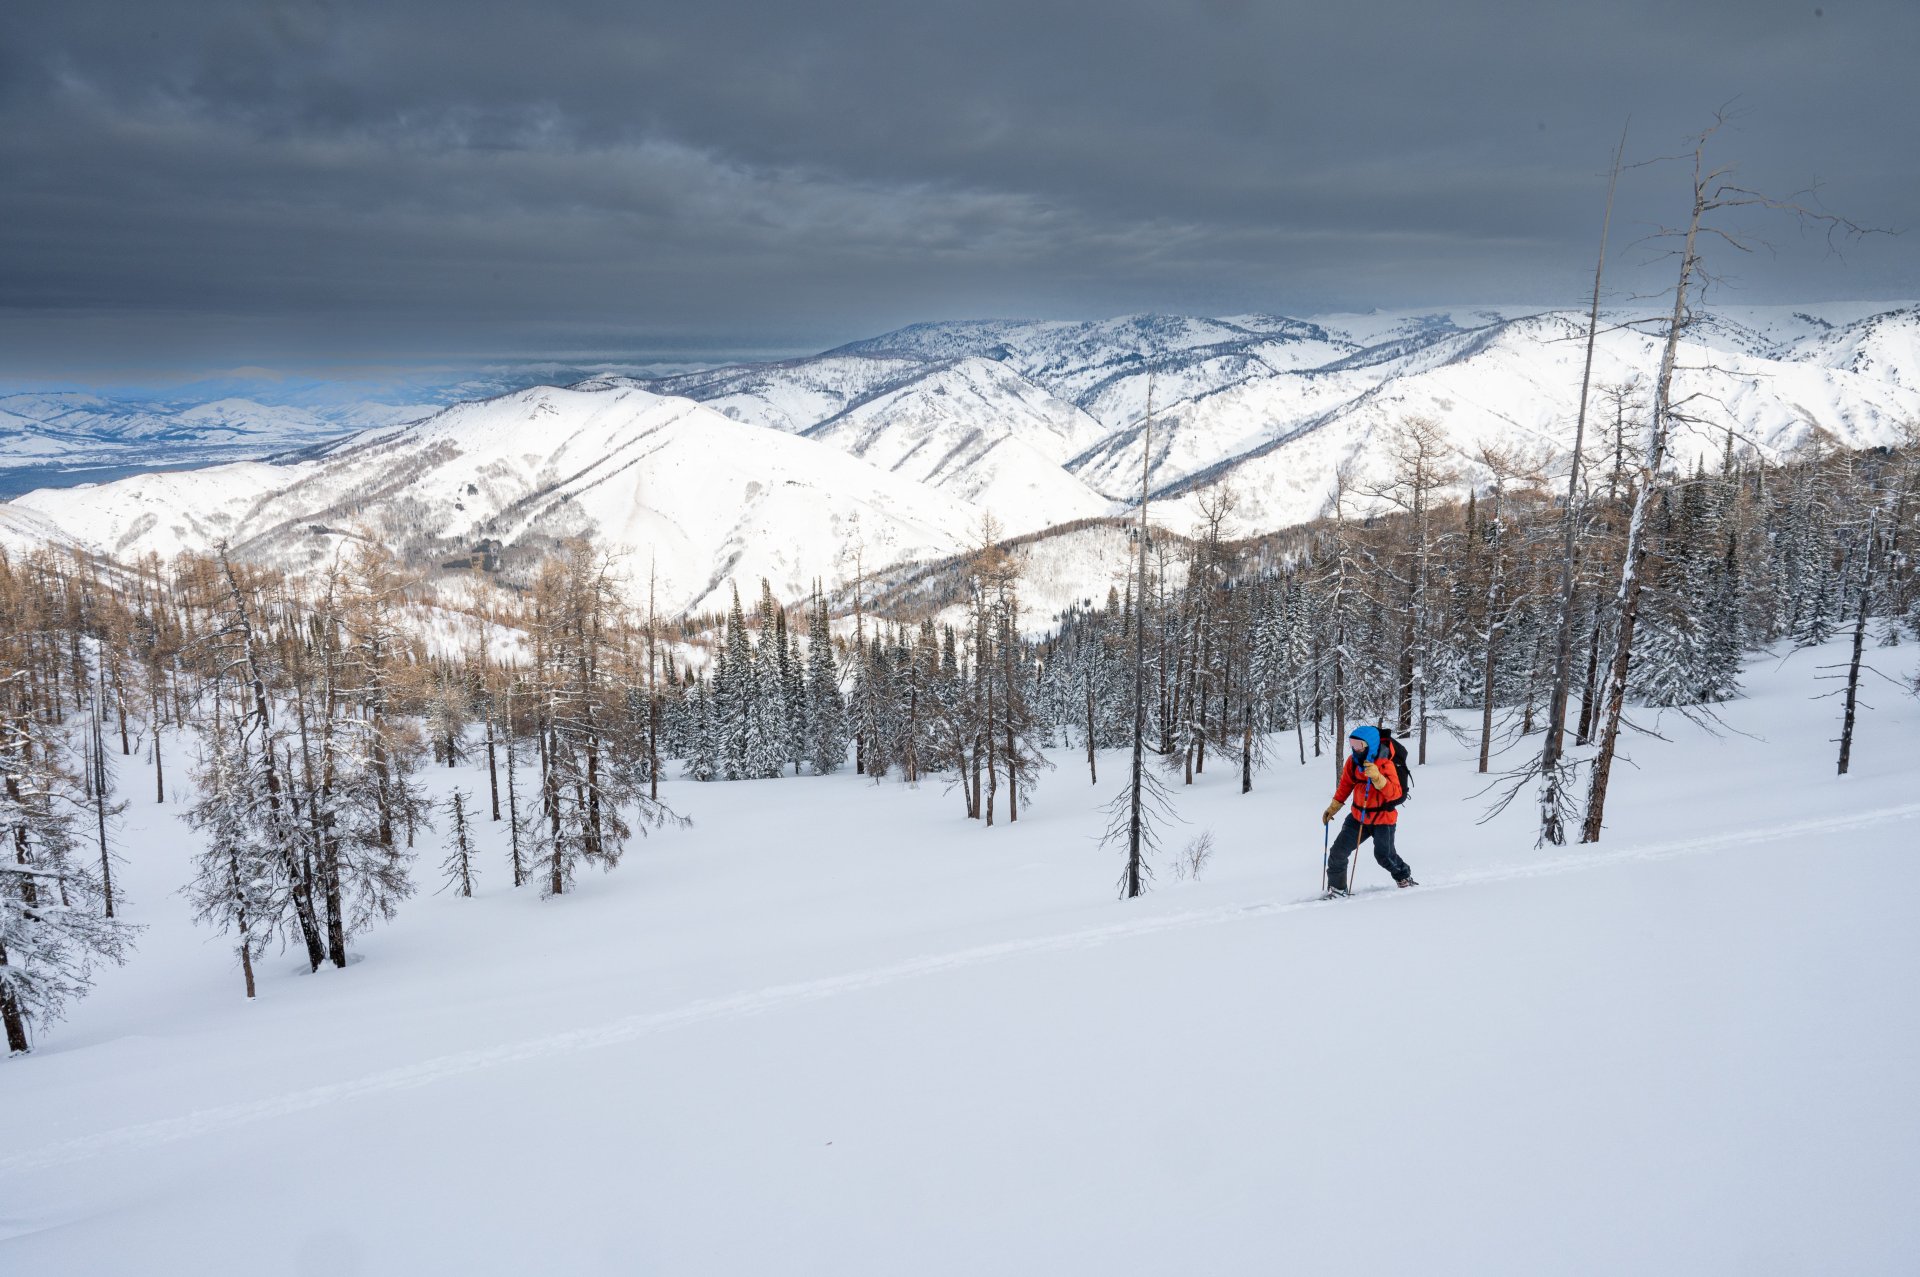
(829, 313, 1356, 425)
(7, 463, 296, 563)
(0, 500, 83, 556)
(1156, 309, 1920, 530)
(1790, 303, 1920, 391)
(804, 357, 1112, 531)
(5, 640, 1917, 1274)
(12, 384, 986, 616)
(635, 354, 934, 435)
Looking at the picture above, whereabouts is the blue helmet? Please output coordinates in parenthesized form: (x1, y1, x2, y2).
(1349, 725, 1381, 762)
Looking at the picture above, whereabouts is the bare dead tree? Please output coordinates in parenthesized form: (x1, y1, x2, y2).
(1584, 113, 1873, 842)
(1834, 508, 1880, 775)
(1113, 375, 1162, 899)
(1539, 125, 1627, 844)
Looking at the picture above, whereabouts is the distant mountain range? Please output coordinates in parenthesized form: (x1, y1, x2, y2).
(4, 303, 1917, 617)
(0, 363, 693, 495)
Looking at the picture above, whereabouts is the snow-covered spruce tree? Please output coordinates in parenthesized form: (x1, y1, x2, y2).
(750, 580, 789, 780)
(929, 623, 980, 817)
(859, 631, 898, 781)
(804, 588, 846, 774)
(765, 588, 805, 776)
(1632, 480, 1711, 709)
(1695, 530, 1746, 704)
(1786, 438, 1849, 648)
(440, 789, 477, 898)
(669, 663, 701, 762)
(848, 624, 881, 781)
(684, 674, 719, 782)
(715, 584, 756, 781)
(1, 691, 135, 1052)
(903, 618, 942, 783)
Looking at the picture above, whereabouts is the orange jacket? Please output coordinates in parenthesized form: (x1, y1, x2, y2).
(1334, 754, 1403, 826)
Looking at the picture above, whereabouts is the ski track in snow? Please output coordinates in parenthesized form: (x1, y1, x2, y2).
(7, 800, 1917, 1178)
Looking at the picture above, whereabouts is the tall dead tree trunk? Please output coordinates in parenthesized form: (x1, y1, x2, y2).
(91, 663, 114, 919)
(1539, 127, 1625, 844)
(1836, 510, 1877, 775)
(1582, 141, 1709, 844)
(1122, 381, 1155, 899)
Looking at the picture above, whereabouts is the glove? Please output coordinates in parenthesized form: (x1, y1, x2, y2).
(1363, 761, 1387, 787)
(1322, 800, 1343, 825)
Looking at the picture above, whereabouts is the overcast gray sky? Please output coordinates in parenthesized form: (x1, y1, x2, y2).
(2, 0, 1913, 380)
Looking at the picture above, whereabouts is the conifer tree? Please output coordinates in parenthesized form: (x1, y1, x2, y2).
(805, 589, 845, 774)
(685, 675, 720, 782)
(440, 789, 478, 898)
(750, 580, 789, 780)
(717, 585, 755, 780)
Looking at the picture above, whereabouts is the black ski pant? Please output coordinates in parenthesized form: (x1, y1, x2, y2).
(1327, 815, 1411, 890)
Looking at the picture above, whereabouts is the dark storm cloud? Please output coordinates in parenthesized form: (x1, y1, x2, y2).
(2, 0, 1914, 377)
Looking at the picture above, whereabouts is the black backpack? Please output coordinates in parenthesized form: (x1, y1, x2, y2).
(1376, 727, 1413, 809)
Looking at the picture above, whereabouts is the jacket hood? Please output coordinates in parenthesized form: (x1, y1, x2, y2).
(1349, 725, 1382, 758)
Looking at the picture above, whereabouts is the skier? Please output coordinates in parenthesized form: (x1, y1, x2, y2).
(1320, 725, 1417, 896)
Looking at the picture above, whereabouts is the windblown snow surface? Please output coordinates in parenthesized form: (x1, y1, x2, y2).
(3, 639, 1917, 1274)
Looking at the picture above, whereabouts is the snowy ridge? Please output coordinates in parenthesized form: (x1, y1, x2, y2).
(1792, 303, 1920, 390)
(0, 501, 83, 555)
(804, 357, 1111, 531)
(8, 302, 1920, 616)
(633, 354, 936, 435)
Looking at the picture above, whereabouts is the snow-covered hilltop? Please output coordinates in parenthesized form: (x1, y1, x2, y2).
(10, 384, 986, 616)
(6, 302, 1918, 615)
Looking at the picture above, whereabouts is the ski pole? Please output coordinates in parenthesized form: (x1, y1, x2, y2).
(1321, 819, 1330, 895)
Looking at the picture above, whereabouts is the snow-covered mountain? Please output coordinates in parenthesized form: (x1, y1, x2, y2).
(1151, 307, 1920, 531)
(8, 302, 1919, 617)
(634, 353, 933, 436)
(639, 303, 1920, 531)
(803, 357, 1110, 530)
(10, 384, 988, 616)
